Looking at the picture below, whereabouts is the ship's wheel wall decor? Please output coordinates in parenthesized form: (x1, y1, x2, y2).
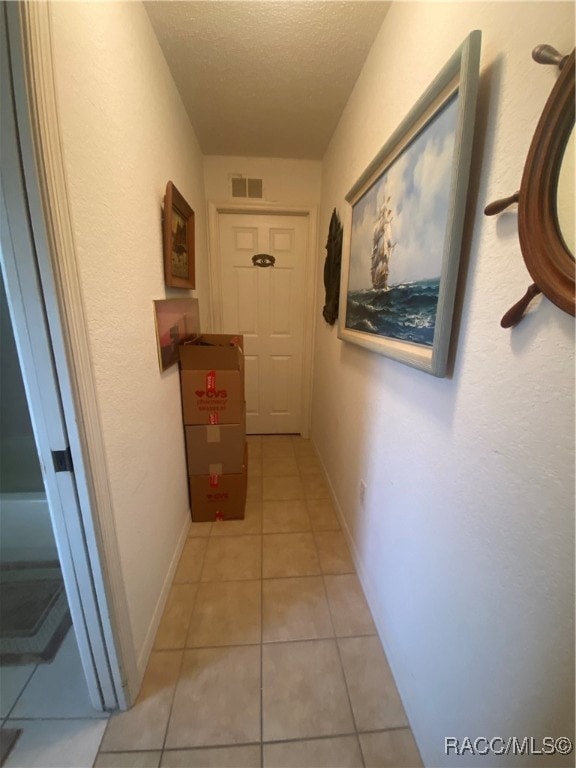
(485, 45, 575, 327)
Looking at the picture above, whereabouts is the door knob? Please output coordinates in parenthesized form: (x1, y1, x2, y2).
(252, 254, 275, 268)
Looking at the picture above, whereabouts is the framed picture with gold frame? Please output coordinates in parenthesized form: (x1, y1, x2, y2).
(163, 181, 195, 289)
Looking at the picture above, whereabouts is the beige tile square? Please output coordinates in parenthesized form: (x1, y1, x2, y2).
(292, 439, 317, 457)
(174, 538, 207, 583)
(359, 729, 423, 768)
(262, 533, 320, 578)
(247, 438, 262, 467)
(154, 584, 197, 650)
(186, 580, 261, 647)
(338, 636, 409, 731)
(263, 475, 304, 501)
(302, 474, 331, 499)
(210, 501, 262, 536)
(100, 651, 182, 751)
(162, 745, 261, 767)
(263, 435, 295, 445)
(95, 753, 161, 768)
(262, 639, 354, 741)
(201, 536, 261, 581)
(296, 453, 324, 476)
(307, 499, 341, 531)
(246, 474, 262, 501)
(247, 434, 262, 448)
(248, 457, 262, 477)
(324, 575, 376, 637)
(188, 522, 212, 538)
(262, 500, 310, 533)
(263, 576, 333, 642)
(165, 646, 261, 748)
(315, 531, 355, 574)
(264, 736, 363, 767)
(262, 447, 296, 462)
(263, 454, 299, 476)
(11, 630, 105, 719)
(6, 719, 107, 768)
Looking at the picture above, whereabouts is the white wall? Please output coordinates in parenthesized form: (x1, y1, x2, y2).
(204, 155, 322, 206)
(50, 1, 209, 670)
(313, 3, 574, 766)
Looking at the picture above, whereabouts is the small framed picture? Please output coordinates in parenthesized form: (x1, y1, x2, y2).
(153, 298, 200, 372)
(163, 181, 195, 289)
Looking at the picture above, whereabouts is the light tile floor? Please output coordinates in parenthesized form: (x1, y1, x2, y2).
(0, 629, 108, 767)
(96, 436, 423, 768)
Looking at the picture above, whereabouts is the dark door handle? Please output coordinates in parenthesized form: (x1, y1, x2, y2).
(252, 254, 275, 268)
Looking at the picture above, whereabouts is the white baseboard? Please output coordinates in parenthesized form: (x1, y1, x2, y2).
(136, 511, 191, 676)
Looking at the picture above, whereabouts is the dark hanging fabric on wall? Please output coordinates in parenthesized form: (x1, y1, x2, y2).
(322, 208, 343, 325)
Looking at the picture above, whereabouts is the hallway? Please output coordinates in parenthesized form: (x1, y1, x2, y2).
(95, 436, 422, 767)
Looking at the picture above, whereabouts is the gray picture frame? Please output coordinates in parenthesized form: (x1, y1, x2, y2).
(338, 30, 482, 377)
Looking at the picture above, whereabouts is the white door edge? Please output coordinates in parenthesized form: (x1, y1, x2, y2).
(207, 201, 319, 439)
(4, 3, 139, 709)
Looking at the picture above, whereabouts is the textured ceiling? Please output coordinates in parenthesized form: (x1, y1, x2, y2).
(145, 1, 390, 159)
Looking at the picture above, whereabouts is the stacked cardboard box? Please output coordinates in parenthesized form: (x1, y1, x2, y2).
(179, 334, 247, 522)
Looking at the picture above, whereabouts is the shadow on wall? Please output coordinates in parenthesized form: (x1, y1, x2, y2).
(449, 56, 502, 378)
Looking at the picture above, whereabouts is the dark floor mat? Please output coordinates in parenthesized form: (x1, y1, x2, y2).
(0, 562, 71, 665)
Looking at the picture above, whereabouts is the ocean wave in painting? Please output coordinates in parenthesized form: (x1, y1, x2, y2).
(345, 278, 440, 347)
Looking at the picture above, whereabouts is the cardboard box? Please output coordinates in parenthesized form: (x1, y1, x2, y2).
(185, 415, 246, 475)
(180, 334, 244, 425)
(189, 446, 247, 522)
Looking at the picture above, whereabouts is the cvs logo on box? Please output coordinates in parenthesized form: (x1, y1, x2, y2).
(194, 389, 228, 399)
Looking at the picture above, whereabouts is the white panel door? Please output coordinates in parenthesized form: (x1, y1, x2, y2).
(217, 213, 308, 434)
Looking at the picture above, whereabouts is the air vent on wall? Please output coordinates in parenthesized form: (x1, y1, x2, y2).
(247, 178, 263, 198)
(231, 177, 263, 199)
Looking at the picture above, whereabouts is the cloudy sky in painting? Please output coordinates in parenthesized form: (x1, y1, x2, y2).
(348, 94, 459, 291)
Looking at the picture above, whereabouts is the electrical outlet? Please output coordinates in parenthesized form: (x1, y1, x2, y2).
(359, 480, 367, 507)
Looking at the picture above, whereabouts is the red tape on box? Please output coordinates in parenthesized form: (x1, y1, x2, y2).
(215, 511, 224, 521)
(206, 370, 216, 394)
(209, 412, 219, 425)
(209, 474, 220, 488)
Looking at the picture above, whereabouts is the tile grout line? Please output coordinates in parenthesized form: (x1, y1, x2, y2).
(1, 659, 39, 721)
(252, 438, 264, 768)
(161, 630, 377, 654)
(157, 529, 209, 760)
(304, 446, 367, 768)
(87, 725, 423, 762)
(247, 439, 264, 767)
(259, 450, 264, 768)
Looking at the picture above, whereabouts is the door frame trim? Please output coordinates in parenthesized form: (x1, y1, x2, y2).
(207, 201, 318, 438)
(6, 1, 139, 707)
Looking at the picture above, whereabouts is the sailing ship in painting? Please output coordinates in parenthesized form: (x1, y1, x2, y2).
(346, 193, 440, 347)
(370, 197, 396, 290)
(345, 93, 460, 349)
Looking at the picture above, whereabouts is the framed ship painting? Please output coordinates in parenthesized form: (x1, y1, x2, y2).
(338, 31, 481, 377)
